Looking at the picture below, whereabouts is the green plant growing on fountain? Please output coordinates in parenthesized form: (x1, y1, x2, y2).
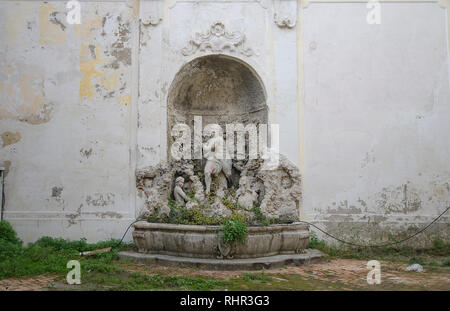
(164, 199, 221, 225)
(220, 197, 237, 211)
(144, 169, 274, 228)
(252, 206, 270, 226)
(223, 219, 248, 245)
(147, 194, 273, 227)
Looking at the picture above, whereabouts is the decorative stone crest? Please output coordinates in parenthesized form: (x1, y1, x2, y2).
(273, 0, 297, 29)
(274, 13, 296, 29)
(140, 0, 163, 27)
(141, 16, 162, 27)
(181, 22, 254, 57)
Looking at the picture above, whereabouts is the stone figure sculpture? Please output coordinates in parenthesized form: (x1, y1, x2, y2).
(236, 176, 258, 209)
(173, 176, 189, 206)
(203, 135, 232, 195)
(189, 175, 205, 203)
(136, 152, 302, 223)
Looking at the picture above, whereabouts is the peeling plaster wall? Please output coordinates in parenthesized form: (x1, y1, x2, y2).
(0, 0, 136, 243)
(302, 2, 450, 246)
(0, 0, 449, 246)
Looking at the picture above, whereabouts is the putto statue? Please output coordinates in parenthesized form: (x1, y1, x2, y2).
(203, 135, 232, 195)
(173, 176, 189, 206)
(136, 147, 302, 223)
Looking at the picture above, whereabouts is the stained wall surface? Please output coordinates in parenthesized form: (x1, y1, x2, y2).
(0, 0, 136, 242)
(0, 0, 448, 245)
(302, 2, 450, 245)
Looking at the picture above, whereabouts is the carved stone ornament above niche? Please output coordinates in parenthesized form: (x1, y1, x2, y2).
(141, 16, 162, 27)
(273, 0, 297, 29)
(140, 0, 163, 27)
(181, 22, 255, 57)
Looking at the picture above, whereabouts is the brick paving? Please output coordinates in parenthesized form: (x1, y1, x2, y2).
(0, 274, 58, 291)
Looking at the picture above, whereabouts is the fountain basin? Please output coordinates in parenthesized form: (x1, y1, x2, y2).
(132, 221, 310, 259)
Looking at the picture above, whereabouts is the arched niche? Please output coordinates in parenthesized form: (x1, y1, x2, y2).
(167, 54, 268, 159)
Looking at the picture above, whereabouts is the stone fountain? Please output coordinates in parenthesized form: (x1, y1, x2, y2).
(119, 55, 326, 269)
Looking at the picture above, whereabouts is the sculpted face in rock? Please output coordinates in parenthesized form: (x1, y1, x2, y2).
(236, 176, 258, 210)
(281, 176, 292, 189)
(174, 176, 189, 206)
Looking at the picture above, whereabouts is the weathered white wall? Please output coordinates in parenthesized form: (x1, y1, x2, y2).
(301, 2, 450, 245)
(0, 0, 137, 243)
(0, 0, 449, 245)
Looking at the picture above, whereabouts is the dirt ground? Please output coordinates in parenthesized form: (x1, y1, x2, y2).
(118, 259, 450, 290)
(1, 259, 449, 291)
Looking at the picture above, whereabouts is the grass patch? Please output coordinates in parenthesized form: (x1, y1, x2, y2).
(0, 220, 134, 279)
(241, 270, 271, 283)
(70, 271, 227, 291)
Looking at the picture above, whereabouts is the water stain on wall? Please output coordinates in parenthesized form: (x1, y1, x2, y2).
(49, 11, 66, 32)
(1, 132, 21, 147)
(80, 148, 93, 159)
(93, 211, 123, 219)
(118, 93, 131, 107)
(66, 204, 82, 226)
(78, 14, 129, 100)
(105, 17, 131, 67)
(80, 44, 110, 99)
(39, 3, 66, 44)
(0, 72, 53, 124)
(86, 193, 115, 207)
(327, 200, 362, 214)
(376, 182, 422, 214)
(51, 186, 63, 198)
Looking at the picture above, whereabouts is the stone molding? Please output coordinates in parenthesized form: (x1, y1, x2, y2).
(273, 0, 297, 28)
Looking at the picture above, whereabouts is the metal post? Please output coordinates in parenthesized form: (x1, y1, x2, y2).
(0, 167, 4, 221)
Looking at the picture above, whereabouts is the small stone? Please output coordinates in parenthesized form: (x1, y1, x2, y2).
(406, 264, 423, 272)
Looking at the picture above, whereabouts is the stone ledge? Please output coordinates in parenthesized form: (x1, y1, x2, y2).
(133, 221, 310, 232)
(118, 249, 327, 270)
